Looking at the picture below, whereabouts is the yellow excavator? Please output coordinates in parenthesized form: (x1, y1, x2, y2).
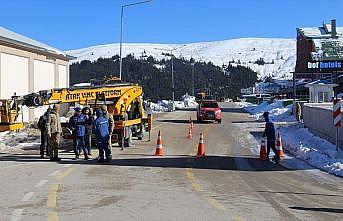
(0, 78, 150, 147)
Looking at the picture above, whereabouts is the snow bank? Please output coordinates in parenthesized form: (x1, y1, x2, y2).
(145, 100, 174, 113)
(145, 94, 198, 113)
(281, 125, 343, 177)
(0, 127, 40, 152)
(238, 100, 295, 122)
(174, 94, 198, 110)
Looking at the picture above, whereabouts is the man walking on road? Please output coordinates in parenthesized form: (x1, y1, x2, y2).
(46, 104, 62, 161)
(262, 112, 279, 162)
(38, 108, 50, 158)
(68, 107, 89, 160)
(94, 110, 112, 163)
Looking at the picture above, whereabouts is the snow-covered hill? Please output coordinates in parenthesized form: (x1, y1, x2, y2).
(67, 38, 296, 80)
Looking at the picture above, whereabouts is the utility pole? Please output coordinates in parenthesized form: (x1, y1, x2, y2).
(171, 55, 174, 102)
(191, 61, 195, 96)
(156, 44, 187, 107)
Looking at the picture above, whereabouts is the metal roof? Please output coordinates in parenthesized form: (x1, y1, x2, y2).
(0, 26, 67, 57)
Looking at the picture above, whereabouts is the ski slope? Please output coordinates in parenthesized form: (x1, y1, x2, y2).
(67, 38, 296, 80)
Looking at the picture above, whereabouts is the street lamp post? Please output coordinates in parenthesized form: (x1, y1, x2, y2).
(155, 45, 186, 108)
(119, 0, 152, 81)
(191, 61, 195, 96)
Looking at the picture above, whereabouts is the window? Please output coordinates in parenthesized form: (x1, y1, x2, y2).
(318, 92, 329, 102)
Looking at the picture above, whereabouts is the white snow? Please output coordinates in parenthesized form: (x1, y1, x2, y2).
(238, 100, 343, 177)
(67, 38, 296, 80)
(145, 94, 198, 114)
(281, 125, 343, 177)
(72, 82, 91, 87)
(174, 94, 198, 110)
(0, 127, 40, 152)
(238, 100, 295, 122)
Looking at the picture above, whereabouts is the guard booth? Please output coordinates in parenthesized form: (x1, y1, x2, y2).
(305, 80, 338, 103)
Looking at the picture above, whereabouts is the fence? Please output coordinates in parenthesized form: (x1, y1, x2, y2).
(303, 103, 343, 147)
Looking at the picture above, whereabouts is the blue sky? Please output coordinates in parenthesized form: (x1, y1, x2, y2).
(1, 0, 343, 50)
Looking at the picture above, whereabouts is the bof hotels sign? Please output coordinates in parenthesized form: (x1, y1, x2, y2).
(308, 61, 342, 70)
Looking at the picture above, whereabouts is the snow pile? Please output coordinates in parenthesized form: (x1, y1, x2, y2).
(146, 94, 198, 113)
(67, 38, 296, 80)
(240, 100, 295, 122)
(281, 125, 343, 177)
(145, 100, 174, 113)
(0, 127, 40, 152)
(174, 94, 198, 110)
(236, 101, 256, 109)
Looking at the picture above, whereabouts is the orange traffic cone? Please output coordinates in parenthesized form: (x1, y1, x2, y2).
(276, 131, 284, 160)
(196, 133, 205, 158)
(259, 140, 267, 160)
(154, 130, 164, 156)
(187, 126, 192, 139)
(190, 116, 194, 129)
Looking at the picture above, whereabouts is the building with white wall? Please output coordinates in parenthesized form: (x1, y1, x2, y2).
(305, 80, 338, 103)
(0, 26, 71, 122)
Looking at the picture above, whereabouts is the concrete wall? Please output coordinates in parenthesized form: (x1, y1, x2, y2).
(303, 103, 343, 146)
(0, 43, 69, 122)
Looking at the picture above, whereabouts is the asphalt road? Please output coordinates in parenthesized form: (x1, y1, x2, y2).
(0, 102, 342, 221)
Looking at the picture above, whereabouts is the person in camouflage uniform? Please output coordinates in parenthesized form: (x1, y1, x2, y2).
(46, 104, 62, 161)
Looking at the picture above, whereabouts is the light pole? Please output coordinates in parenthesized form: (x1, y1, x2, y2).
(191, 60, 195, 96)
(119, 0, 152, 81)
(156, 45, 187, 105)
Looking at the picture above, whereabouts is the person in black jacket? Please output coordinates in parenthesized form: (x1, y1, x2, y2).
(262, 112, 279, 161)
(82, 107, 94, 156)
(38, 108, 50, 158)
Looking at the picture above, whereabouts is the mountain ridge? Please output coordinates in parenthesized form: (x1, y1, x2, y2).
(67, 37, 296, 80)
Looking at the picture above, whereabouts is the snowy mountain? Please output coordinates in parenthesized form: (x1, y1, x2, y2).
(67, 38, 296, 80)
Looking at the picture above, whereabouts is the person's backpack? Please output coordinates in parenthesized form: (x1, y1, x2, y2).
(38, 115, 47, 131)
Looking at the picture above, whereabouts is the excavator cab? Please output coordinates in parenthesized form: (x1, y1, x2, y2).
(0, 99, 24, 132)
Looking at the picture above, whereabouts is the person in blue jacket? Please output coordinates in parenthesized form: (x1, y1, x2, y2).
(68, 107, 89, 160)
(262, 111, 279, 162)
(94, 109, 112, 163)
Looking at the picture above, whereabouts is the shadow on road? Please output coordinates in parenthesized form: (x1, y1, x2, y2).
(221, 107, 247, 113)
(289, 206, 343, 214)
(158, 119, 213, 125)
(0, 154, 312, 172)
(257, 190, 343, 198)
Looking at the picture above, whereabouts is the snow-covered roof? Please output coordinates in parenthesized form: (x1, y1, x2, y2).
(305, 79, 338, 86)
(298, 25, 343, 39)
(0, 26, 68, 58)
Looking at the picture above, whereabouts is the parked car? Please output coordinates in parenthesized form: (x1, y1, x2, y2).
(197, 100, 222, 123)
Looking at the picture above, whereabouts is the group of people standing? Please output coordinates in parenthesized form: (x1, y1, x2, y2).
(38, 104, 114, 163)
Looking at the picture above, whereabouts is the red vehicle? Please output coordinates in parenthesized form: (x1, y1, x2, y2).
(197, 100, 222, 123)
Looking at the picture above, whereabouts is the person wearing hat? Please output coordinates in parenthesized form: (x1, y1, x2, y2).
(262, 111, 279, 162)
(68, 107, 89, 160)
